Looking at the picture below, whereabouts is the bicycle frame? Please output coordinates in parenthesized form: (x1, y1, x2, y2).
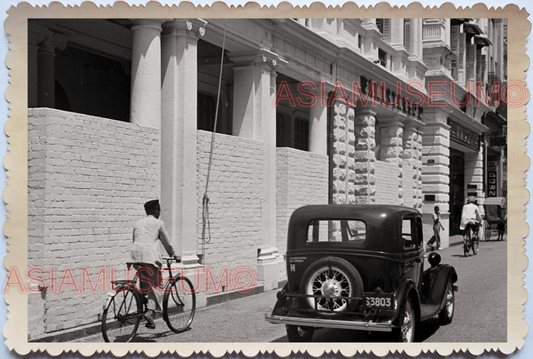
(104, 260, 181, 319)
(102, 256, 189, 341)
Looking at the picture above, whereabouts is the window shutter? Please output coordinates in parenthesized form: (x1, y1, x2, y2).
(404, 19, 411, 50)
(383, 19, 390, 42)
(376, 18, 384, 33)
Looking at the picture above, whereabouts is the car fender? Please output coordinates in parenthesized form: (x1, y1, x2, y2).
(392, 279, 420, 325)
(421, 263, 457, 308)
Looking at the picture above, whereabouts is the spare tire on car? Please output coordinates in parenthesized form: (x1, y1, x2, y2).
(300, 256, 363, 317)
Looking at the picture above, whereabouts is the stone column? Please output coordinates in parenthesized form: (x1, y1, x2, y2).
(403, 120, 417, 208)
(160, 20, 206, 268)
(403, 118, 425, 209)
(408, 18, 423, 59)
(229, 49, 286, 291)
(353, 109, 376, 204)
(421, 108, 450, 246)
(130, 20, 164, 128)
(331, 101, 348, 204)
(309, 87, 328, 155)
(379, 115, 405, 204)
(389, 19, 404, 46)
(414, 127, 424, 210)
(465, 40, 477, 89)
(36, 30, 68, 108)
(464, 148, 485, 198)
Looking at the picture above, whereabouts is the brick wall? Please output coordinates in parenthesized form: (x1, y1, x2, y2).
(374, 161, 401, 205)
(28, 108, 159, 339)
(197, 131, 264, 286)
(276, 148, 329, 259)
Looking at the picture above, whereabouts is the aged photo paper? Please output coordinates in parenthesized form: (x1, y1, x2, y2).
(2, 1, 530, 357)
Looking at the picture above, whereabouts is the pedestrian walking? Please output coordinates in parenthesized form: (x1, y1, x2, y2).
(427, 206, 444, 250)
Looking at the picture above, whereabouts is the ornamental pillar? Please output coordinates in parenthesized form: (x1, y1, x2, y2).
(160, 19, 206, 267)
(309, 87, 328, 155)
(379, 115, 405, 204)
(331, 101, 349, 204)
(130, 19, 164, 128)
(421, 108, 451, 246)
(403, 118, 424, 209)
(353, 109, 376, 204)
(228, 49, 287, 291)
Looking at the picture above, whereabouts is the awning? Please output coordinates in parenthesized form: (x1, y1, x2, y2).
(463, 21, 481, 35)
(483, 197, 506, 207)
(475, 34, 493, 47)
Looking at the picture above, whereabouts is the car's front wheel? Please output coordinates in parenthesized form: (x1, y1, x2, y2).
(300, 257, 363, 317)
(438, 280, 455, 325)
(286, 325, 315, 342)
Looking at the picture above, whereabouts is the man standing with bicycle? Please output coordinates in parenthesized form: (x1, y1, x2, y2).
(131, 199, 179, 329)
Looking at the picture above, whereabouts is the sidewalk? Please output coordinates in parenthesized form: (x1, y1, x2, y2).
(449, 234, 464, 247)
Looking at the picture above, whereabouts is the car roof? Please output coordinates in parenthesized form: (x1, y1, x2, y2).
(290, 204, 420, 223)
(287, 204, 422, 251)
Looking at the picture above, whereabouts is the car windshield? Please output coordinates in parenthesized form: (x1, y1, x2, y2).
(307, 219, 367, 245)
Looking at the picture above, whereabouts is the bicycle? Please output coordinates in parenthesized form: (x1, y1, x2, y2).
(101, 257, 196, 342)
(463, 221, 480, 257)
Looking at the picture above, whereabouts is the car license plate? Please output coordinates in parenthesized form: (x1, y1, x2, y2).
(363, 293, 394, 310)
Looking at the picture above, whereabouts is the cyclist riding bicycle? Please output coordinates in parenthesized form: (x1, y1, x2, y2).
(460, 196, 482, 238)
(131, 199, 179, 329)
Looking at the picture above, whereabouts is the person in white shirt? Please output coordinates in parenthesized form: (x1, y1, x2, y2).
(460, 196, 482, 233)
(131, 199, 177, 329)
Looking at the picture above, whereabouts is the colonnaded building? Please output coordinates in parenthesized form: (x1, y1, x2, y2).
(27, 18, 507, 340)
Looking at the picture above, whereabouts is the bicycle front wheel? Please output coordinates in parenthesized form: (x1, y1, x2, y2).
(102, 287, 142, 342)
(163, 276, 196, 333)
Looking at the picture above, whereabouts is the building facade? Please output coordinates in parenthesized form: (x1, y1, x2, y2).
(27, 18, 506, 339)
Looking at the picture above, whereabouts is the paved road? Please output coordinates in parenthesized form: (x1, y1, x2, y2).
(420, 238, 507, 342)
(80, 238, 507, 343)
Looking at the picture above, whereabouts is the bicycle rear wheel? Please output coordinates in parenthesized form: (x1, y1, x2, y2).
(472, 232, 479, 255)
(163, 276, 196, 333)
(463, 231, 471, 257)
(102, 287, 142, 342)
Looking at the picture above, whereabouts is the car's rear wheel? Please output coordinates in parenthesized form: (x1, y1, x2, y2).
(438, 280, 455, 325)
(300, 257, 363, 316)
(286, 325, 315, 342)
(394, 297, 416, 343)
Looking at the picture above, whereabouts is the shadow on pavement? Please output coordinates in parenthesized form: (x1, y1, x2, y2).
(415, 317, 441, 342)
(130, 330, 176, 342)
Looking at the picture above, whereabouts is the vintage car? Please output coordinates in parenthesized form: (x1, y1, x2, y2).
(265, 204, 458, 342)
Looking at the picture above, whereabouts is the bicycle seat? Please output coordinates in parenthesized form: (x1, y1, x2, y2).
(111, 280, 130, 290)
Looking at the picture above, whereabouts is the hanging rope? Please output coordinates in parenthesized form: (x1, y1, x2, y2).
(201, 23, 227, 251)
